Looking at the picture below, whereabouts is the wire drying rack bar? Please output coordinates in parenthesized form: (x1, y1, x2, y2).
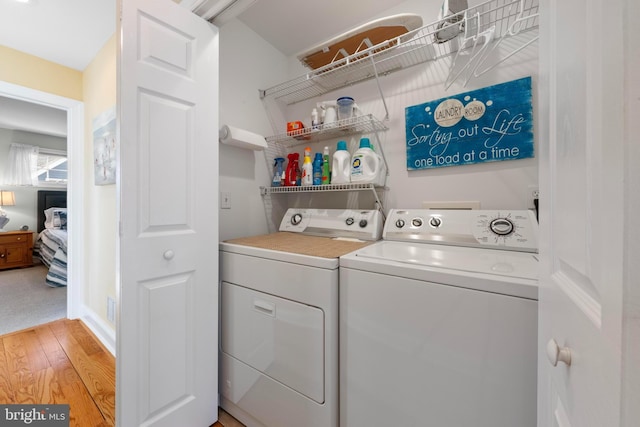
(260, 0, 539, 105)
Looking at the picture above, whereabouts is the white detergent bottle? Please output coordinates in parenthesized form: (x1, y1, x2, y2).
(369, 141, 387, 186)
(301, 152, 313, 186)
(350, 137, 381, 184)
(331, 140, 351, 184)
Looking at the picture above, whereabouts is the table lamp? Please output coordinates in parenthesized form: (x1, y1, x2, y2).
(0, 191, 15, 232)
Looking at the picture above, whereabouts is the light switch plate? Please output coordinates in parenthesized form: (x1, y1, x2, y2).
(221, 192, 231, 209)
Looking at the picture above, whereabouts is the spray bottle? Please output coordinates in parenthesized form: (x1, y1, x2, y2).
(317, 100, 338, 127)
(322, 146, 331, 185)
(285, 153, 300, 187)
(272, 157, 285, 187)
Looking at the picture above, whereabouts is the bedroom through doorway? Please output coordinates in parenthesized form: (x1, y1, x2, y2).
(0, 81, 85, 334)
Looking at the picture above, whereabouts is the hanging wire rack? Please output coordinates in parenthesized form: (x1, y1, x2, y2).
(259, 0, 539, 106)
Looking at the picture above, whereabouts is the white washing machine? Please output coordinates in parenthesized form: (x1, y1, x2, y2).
(339, 209, 539, 427)
(219, 208, 383, 427)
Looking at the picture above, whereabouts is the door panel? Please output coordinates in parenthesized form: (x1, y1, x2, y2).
(139, 92, 192, 231)
(538, 0, 624, 425)
(221, 282, 325, 403)
(117, 0, 219, 426)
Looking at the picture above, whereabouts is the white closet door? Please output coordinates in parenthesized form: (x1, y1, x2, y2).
(117, 0, 219, 425)
(537, 0, 633, 425)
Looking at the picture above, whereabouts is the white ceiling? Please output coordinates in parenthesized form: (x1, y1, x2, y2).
(0, 0, 411, 70)
(0, 0, 116, 72)
(236, 0, 409, 56)
(0, 96, 67, 137)
(0, 0, 410, 136)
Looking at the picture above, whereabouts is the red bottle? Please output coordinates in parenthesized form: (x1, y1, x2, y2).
(285, 153, 300, 186)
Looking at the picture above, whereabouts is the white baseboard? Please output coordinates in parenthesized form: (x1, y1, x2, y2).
(79, 307, 116, 357)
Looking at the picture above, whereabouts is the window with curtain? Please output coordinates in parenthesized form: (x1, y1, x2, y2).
(2, 143, 39, 186)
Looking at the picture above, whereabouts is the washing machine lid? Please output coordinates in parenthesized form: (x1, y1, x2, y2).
(342, 241, 538, 299)
(354, 241, 538, 279)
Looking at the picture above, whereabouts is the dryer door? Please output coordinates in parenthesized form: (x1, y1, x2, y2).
(221, 281, 325, 403)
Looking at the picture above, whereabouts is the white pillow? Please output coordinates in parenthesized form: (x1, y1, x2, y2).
(44, 207, 67, 229)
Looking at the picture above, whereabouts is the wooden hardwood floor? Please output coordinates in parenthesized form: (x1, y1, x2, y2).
(0, 319, 241, 427)
(0, 319, 115, 426)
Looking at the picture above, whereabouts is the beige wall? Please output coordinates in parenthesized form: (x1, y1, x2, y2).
(82, 34, 117, 330)
(0, 45, 83, 100)
(1, 37, 116, 334)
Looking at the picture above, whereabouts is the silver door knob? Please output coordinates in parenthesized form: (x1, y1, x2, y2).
(546, 338, 572, 366)
(163, 250, 175, 260)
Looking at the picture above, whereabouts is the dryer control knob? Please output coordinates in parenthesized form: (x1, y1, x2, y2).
(490, 218, 514, 235)
(411, 218, 423, 228)
(346, 217, 355, 226)
(291, 213, 303, 225)
(395, 219, 405, 228)
(429, 217, 442, 228)
(359, 219, 368, 228)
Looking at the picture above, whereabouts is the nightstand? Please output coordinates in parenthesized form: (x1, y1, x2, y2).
(0, 230, 34, 270)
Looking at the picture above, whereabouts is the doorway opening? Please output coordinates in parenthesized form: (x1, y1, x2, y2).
(0, 80, 85, 324)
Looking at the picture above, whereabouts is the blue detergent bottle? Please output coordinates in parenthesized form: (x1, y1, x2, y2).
(312, 152, 323, 185)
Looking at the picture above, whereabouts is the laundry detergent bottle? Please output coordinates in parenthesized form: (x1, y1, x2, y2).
(331, 140, 351, 184)
(351, 137, 383, 185)
(301, 150, 313, 186)
(313, 152, 323, 185)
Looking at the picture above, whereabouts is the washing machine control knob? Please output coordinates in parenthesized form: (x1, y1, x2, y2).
(429, 217, 442, 228)
(359, 219, 368, 228)
(291, 213, 303, 225)
(490, 218, 514, 235)
(346, 217, 355, 226)
(395, 219, 405, 228)
(411, 218, 423, 228)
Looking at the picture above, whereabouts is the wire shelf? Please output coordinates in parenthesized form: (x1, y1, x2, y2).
(267, 114, 388, 146)
(260, 0, 539, 105)
(261, 183, 383, 195)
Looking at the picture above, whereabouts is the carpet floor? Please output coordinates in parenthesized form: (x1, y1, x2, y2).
(0, 264, 67, 336)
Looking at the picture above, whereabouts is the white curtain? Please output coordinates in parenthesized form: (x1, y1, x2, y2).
(3, 143, 39, 186)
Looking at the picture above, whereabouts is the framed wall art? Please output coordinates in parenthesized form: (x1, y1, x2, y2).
(405, 77, 534, 170)
(93, 106, 117, 185)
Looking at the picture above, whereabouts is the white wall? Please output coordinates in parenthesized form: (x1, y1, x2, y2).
(218, 0, 539, 239)
(0, 128, 67, 232)
(218, 19, 290, 240)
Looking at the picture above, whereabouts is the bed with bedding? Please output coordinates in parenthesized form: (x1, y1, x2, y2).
(33, 190, 68, 287)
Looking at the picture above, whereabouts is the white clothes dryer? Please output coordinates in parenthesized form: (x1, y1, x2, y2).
(339, 209, 539, 427)
(219, 208, 382, 427)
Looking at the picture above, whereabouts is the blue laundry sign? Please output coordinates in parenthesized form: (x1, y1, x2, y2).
(405, 77, 533, 170)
